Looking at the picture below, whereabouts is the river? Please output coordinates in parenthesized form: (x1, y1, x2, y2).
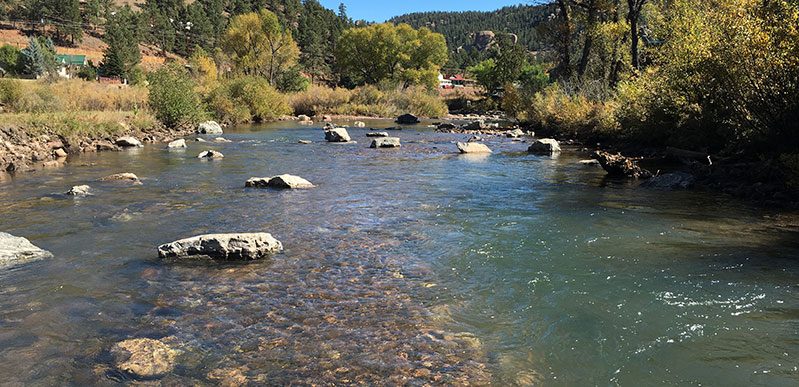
(0, 120, 797, 385)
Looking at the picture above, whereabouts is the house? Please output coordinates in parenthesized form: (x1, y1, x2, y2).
(443, 74, 477, 88)
(56, 54, 87, 79)
(438, 73, 452, 88)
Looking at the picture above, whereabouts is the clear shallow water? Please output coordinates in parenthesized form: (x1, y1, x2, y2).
(1, 120, 798, 385)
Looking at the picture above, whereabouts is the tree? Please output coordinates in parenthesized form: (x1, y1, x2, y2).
(0, 44, 21, 75)
(335, 23, 448, 88)
(99, 6, 141, 80)
(338, 2, 348, 22)
(19, 36, 45, 77)
(61, 0, 83, 44)
(148, 64, 204, 128)
(221, 9, 300, 85)
(627, 0, 647, 69)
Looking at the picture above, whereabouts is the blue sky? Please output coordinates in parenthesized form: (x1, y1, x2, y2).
(319, 1, 529, 23)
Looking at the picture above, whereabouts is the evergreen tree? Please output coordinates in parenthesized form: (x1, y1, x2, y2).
(20, 36, 45, 77)
(100, 6, 142, 80)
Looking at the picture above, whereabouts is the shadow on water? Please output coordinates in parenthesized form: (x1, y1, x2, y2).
(0, 120, 798, 385)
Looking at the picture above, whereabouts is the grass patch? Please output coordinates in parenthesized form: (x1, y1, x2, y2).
(0, 111, 156, 138)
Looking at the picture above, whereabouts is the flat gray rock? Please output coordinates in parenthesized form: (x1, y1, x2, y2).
(370, 137, 401, 148)
(158, 233, 283, 260)
(324, 128, 351, 142)
(116, 136, 142, 147)
(0, 232, 53, 268)
(528, 138, 561, 154)
(167, 139, 186, 148)
(65, 185, 91, 196)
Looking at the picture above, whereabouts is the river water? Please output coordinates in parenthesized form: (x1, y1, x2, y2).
(0, 120, 798, 386)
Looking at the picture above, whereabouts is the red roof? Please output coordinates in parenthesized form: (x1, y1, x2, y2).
(448, 74, 465, 81)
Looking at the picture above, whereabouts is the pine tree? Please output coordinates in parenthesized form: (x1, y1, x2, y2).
(20, 36, 45, 77)
(100, 6, 142, 80)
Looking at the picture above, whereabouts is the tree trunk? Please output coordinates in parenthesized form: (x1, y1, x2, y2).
(630, 13, 639, 69)
(555, 0, 572, 78)
(577, 1, 597, 77)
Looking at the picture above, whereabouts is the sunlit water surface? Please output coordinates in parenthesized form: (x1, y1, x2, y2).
(1, 120, 798, 386)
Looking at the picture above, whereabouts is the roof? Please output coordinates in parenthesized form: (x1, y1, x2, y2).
(448, 74, 465, 81)
(56, 54, 87, 66)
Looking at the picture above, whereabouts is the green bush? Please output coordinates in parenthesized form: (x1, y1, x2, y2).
(208, 76, 291, 124)
(147, 65, 205, 128)
(0, 44, 21, 75)
(0, 79, 22, 106)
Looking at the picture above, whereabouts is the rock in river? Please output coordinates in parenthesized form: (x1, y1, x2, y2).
(396, 113, 420, 124)
(639, 172, 695, 190)
(0, 232, 53, 268)
(65, 185, 91, 196)
(324, 128, 351, 142)
(198, 150, 224, 159)
(111, 338, 178, 379)
(115, 136, 142, 147)
(245, 174, 314, 189)
(527, 139, 561, 154)
(157, 233, 283, 260)
(100, 173, 141, 183)
(167, 139, 186, 148)
(593, 151, 652, 178)
(506, 129, 525, 138)
(197, 121, 223, 134)
(353, 121, 366, 127)
(457, 142, 492, 154)
(366, 132, 389, 137)
(370, 137, 401, 148)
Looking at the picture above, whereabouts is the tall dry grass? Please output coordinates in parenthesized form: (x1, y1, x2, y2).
(0, 79, 147, 113)
(288, 84, 447, 118)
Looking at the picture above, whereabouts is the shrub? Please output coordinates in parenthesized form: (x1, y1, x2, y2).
(147, 65, 205, 128)
(0, 79, 22, 106)
(208, 76, 291, 124)
(287, 84, 447, 118)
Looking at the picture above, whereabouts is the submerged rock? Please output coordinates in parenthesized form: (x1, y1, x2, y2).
(110, 338, 178, 379)
(214, 137, 232, 143)
(593, 151, 652, 178)
(65, 185, 91, 196)
(100, 173, 141, 183)
(245, 174, 314, 189)
(157, 233, 283, 260)
(198, 150, 224, 159)
(115, 136, 142, 147)
(197, 121, 223, 134)
(456, 142, 492, 154)
(366, 132, 389, 137)
(528, 139, 561, 154)
(437, 122, 457, 130)
(396, 113, 420, 124)
(324, 128, 351, 142)
(0, 232, 53, 268)
(298, 140, 312, 144)
(370, 137, 401, 148)
(640, 172, 695, 190)
(167, 139, 187, 148)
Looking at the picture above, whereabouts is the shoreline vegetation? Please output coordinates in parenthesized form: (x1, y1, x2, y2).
(0, 1, 797, 206)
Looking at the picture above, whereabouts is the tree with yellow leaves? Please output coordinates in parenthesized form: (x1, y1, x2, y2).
(221, 9, 300, 86)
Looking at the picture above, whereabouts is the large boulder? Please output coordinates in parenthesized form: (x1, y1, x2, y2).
(0, 232, 53, 268)
(592, 151, 653, 178)
(324, 128, 351, 142)
(197, 121, 223, 134)
(198, 150, 224, 159)
(100, 173, 141, 183)
(297, 114, 311, 122)
(167, 139, 186, 149)
(639, 172, 695, 190)
(245, 174, 314, 189)
(115, 136, 142, 147)
(65, 185, 91, 196)
(396, 114, 420, 124)
(110, 338, 179, 379)
(366, 132, 389, 137)
(456, 142, 492, 154)
(157, 233, 283, 260)
(370, 137, 401, 148)
(528, 139, 561, 154)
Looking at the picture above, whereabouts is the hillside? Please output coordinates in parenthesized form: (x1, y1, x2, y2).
(389, 4, 555, 52)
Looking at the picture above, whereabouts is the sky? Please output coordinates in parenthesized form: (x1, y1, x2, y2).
(319, 1, 530, 23)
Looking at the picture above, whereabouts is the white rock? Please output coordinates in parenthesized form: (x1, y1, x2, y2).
(197, 121, 223, 134)
(65, 185, 90, 196)
(116, 136, 142, 147)
(198, 150, 224, 159)
(353, 121, 366, 127)
(370, 137, 401, 148)
(324, 128, 351, 142)
(528, 138, 561, 154)
(456, 142, 492, 153)
(245, 174, 314, 189)
(0, 232, 53, 268)
(167, 139, 187, 148)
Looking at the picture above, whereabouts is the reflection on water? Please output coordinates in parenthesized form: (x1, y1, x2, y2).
(0, 120, 798, 385)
